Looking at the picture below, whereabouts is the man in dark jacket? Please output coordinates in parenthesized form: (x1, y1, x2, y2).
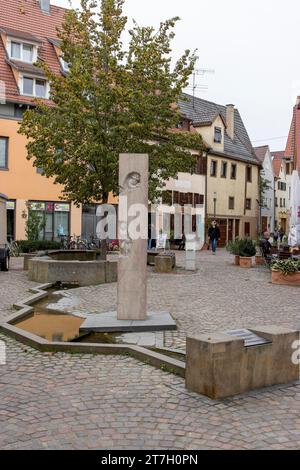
(208, 221, 221, 254)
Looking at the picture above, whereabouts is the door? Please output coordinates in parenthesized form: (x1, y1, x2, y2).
(280, 219, 287, 233)
(262, 216, 268, 234)
(235, 219, 240, 239)
(7, 206, 15, 242)
(215, 219, 227, 246)
(244, 222, 250, 238)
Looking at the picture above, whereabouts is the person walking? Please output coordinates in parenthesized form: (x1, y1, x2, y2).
(273, 228, 279, 244)
(279, 228, 285, 243)
(208, 221, 220, 255)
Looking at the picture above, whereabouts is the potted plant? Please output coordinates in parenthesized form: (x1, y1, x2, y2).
(254, 237, 264, 265)
(237, 239, 256, 268)
(226, 239, 241, 265)
(271, 259, 300, 286)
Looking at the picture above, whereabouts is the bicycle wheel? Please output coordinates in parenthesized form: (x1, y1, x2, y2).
(78, 242, 88, 250)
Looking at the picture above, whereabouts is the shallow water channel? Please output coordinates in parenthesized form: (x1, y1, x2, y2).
(14, 285, 183, 357)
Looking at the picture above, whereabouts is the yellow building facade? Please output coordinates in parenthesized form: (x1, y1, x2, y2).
(179, 95, 260, 245)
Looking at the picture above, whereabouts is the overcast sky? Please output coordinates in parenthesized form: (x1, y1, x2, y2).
(52, 0, 300, 151)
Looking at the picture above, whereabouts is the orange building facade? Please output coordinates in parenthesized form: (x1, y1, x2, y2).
(0, 0, 85, 241)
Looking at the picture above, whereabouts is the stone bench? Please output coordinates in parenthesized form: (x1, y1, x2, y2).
(186, 325, 299, 399)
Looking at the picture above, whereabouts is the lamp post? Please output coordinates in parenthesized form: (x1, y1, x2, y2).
(213, 192, 217, 219)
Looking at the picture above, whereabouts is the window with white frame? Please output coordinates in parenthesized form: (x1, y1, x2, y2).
(60, 57, 70, 72)
(22, 76, 47, 98)
(10, 40, 35, 63)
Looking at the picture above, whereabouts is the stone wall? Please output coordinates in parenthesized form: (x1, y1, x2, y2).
(28, 258, 117, 286)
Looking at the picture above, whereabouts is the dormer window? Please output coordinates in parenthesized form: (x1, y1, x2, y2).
(175, 119, 190, 131)
(60, 57, 70, 73)
(214, 127, 222, 143)
(22, 76, 47, 98)
(10, 41, 34, 63)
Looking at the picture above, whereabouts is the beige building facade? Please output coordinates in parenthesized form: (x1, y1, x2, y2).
(179, 95, 260, 245)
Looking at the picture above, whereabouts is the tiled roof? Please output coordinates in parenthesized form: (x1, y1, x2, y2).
(0, 0, 67, 105)
(272, 151, 285, 160)
(179, 93, 259, 165)
(271, 151, 285, 178)
(285, 98, 300, 172)
(254, 145, 269, 162)
(0, 26, 42, 43)
(272, 159, 282, 178)
(7, 59, 46, 77)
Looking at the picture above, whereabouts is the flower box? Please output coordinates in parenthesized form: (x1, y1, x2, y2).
(234, 255, 240, 266)
(271, 269, 300, 286)
(255, 254, 264, 265)
(239, 256, 252, 268)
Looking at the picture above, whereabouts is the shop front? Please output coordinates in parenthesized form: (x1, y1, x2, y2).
(29, 201, 70, 241)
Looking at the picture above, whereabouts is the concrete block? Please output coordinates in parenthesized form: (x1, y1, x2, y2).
(23, 253, 38, 271)
(105, 261, 118, 283)
(185, 250, 196, 271)
(155, 254, 176, 273)
(186, 326, 299, 399)
(80, 311, 177, 333)
(28, 258, 117, 287)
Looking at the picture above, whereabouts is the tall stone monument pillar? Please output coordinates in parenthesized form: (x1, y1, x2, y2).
(117, 154, 149, 321)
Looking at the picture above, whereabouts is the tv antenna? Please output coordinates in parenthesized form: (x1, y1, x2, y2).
(188, 68, 215, 108)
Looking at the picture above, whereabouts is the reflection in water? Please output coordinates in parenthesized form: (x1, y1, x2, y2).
(16, 310, 84, 342)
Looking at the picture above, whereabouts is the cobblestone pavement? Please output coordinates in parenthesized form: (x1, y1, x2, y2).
(47, 250, 300, 350)
(0, 252, 300, 450)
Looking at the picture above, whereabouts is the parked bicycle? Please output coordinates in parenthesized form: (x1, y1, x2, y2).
(60, 234, 97, 250)
(7, 240, 20, 257)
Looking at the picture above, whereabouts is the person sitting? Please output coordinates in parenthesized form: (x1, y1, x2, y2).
(260, 232, 273, 262)
(178, 233, 186, 251)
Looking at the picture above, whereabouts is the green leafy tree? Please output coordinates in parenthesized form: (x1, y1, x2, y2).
(19, 0, 203, 207)
(260, 176, 272, 208)
(24, 203, 45, 241)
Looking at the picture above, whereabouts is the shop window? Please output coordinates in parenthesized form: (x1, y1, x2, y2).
(29, 201, 70, 241)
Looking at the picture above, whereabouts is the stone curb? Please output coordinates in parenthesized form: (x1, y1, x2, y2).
(0, 283, 185, 378)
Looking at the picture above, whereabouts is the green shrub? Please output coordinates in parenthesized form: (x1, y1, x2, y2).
(24, 202, 46, 241)
(226, 239, 241, 255)
(16, 240, 61, 253)
(237, 238, 256, 258)
(271, 258, 300, 276)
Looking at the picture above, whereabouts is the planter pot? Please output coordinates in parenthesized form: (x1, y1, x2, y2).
(234, 255, 240, 266)
(239, 256, 252, 268)
(271, 269, 300, 287)
(255, 254, 264, 266)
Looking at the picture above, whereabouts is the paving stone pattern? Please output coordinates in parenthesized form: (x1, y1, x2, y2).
(0, 251, 300, 450)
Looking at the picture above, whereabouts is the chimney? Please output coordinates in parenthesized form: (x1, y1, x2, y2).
(39, 0, 50, 13)
(296, 96, 300, 109)
(226, 104, 235, 140)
